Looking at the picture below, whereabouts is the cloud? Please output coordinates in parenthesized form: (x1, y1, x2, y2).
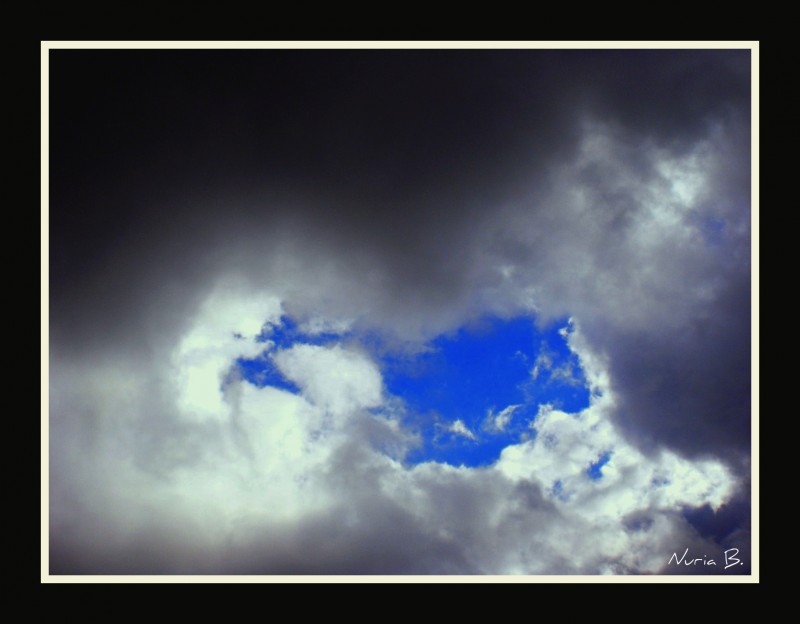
(486, 404, 521, 432)
(272, 343, 383, 417)
(446, 419, 478, 441)
(48, 48, 752, 575)
(531, 352, 553, 381)
(50, 292, 743, 574)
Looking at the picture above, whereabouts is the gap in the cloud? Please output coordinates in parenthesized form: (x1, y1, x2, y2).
(237, 314, 349, 393)
(587, 451, 612, 480)
(234, 312, 591, 470)
(255, 314, 348, 348)
(379, 314, 592, 468)
(551, 479, 569, 502)
(236, 353, 300, 393)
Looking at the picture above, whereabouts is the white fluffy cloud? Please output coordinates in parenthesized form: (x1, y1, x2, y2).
(172, 280, 283, 422)
(446, 419, 478, 440)
(486, 404, 521, 432)
(272, 343, 383, 417)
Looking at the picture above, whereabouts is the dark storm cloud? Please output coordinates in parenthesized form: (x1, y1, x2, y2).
(50, 49, 748, 342)
(48, 47, 752, 575)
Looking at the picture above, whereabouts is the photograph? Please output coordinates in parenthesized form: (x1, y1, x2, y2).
(44, 42, 755, 579)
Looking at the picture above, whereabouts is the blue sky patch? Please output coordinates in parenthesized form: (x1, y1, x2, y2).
(236, 313, 592, 469)
(587, 451, 612, 480)
(238, 315, 348, 393)
(238, 314, 350, 394)
(236, 353, 300, 393)
(256, 314, 348, 347)
(379, 315, 591, 467)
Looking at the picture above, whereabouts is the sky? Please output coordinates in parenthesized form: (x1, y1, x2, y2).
(47, 45, 754, 577)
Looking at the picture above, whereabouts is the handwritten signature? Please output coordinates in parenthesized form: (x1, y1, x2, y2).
(667, 548, 744, 570)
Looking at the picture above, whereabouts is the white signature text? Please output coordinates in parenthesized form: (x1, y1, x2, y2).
(667, 548, 743, 570)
